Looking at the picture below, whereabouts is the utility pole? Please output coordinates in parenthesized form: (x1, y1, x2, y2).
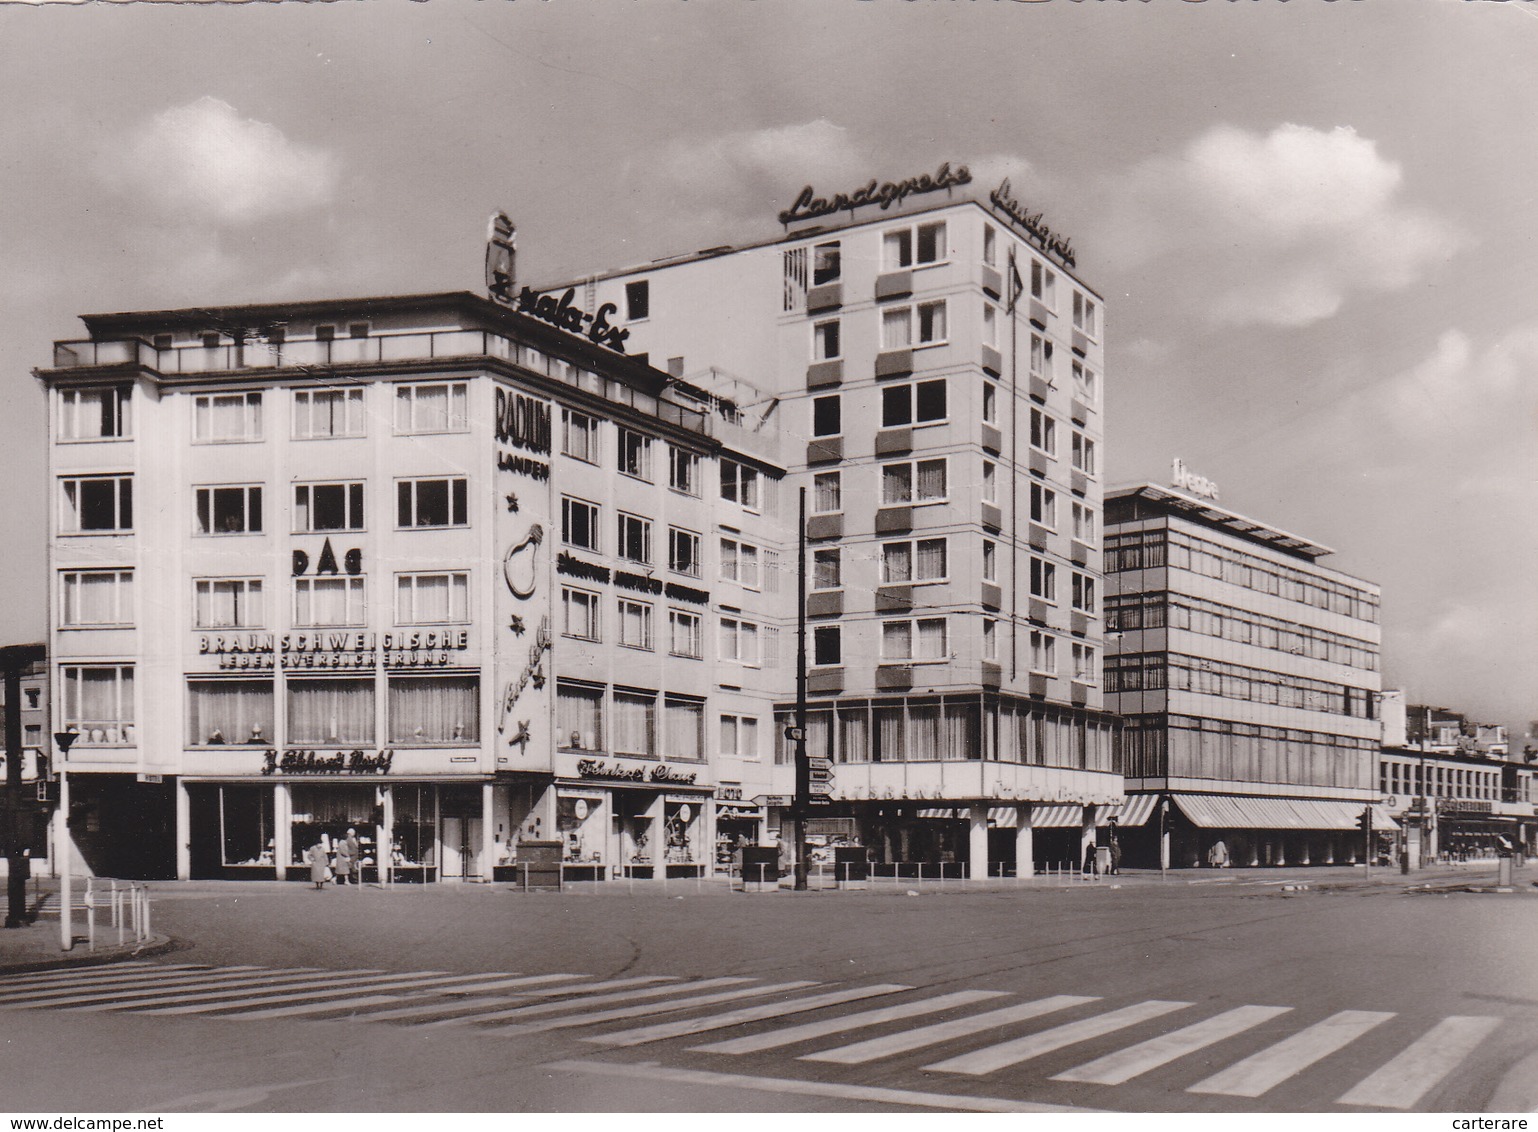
(53, 730, 77, 950)
(792, 487, 809, 891)
(2, 643, 46, 930)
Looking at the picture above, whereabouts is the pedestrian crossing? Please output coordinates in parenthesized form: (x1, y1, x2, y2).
(0, 960, 1511, 1111)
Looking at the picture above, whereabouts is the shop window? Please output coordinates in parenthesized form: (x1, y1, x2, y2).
(668, 527, 701, 577)
(290, 783, 382, 874)
(557, 680, 604, 751)
(61, 475, 133, 534)
(58, 385, 131, 441)
(394, 382, 468, 434)
(665, 695, 705, 761)
(187, 679, 274, 746)
(61, 570, 134, 627)
(613, 688, 657, 757)
(390, 784, 437, 871)
(217, 786, 276, 869)
(287, 677, 375, 745)
(812, 241, 841, 286)
(669, 610, 702, 659)
(559, 795, 606, 864)
(617, 427, 653, 481)
(397, 478, 468, 529)
(395, 572, 468, 625)
(617, 512, 652, 565)
(813, 548, 841, 591)
(720, 714, 759, 760)
(61, 665, 134, 743)
(293, 388, 365, 439)
(194, 392, 263, 444)
(812, 394, 841, 437)
(881, 458, 947, 505)
(626, 280, 650, 321)
(562, 409, 602, 464)
(562, 586, 602, 642)
(662, 800, 701, 865)
(294, 481, 365, 533)
(562, 496, 601, 552)
(194, 578, 264, 630)
(669, 446, 700, 496)
(618, 599, 654, 651)
(813, 625, 841, 666)
(813, 470, 842, 514)
(294, 576, 366, 627)
(388, 675, 479, 745)
(881, 379, 947, 428)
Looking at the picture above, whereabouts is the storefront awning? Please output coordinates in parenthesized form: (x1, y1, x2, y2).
(715, 802, 763, 820)
(915, 804, 1086, 828)
(1171, 795, 1399, 832)
(1104, 794, 1160, 828)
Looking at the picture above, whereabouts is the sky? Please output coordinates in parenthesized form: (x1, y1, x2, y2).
(0, 0, 1533, 738)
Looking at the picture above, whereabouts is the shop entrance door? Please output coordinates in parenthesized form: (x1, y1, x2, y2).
(441, 816, 483, 880)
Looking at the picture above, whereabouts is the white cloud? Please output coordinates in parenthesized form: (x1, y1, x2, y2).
(1102, 124, 1463, 327)
(110, 97, 339, 225)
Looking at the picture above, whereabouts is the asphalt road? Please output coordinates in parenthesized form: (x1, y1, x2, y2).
(1, 874, 1535, 1114)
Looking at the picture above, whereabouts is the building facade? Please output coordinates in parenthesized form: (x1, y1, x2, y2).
(0, 656, 50, 873)
(548, 169, 1122, 875)
(1104, 483, 1389, 868)
(38, 291, 786, 881)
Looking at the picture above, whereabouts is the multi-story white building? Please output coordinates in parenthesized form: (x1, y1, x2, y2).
(545, 166, 1122, 875)
(1104, 480, 1389, 868)
(37, 290, 786, 882)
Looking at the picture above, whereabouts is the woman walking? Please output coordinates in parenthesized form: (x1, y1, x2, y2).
(306, 840, 329, 890)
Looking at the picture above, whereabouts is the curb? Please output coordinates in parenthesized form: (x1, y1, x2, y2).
(0, 934, 179, 976)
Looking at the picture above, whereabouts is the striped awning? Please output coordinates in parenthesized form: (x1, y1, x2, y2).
(914, 805, 1088, 829)
(1103, 793, 1160, 828)
(1171, 795, 1399, 832)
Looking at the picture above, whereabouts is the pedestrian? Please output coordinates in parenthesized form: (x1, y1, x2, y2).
(1083, 844, 1097, 876)
(1109, 835, 1122, 876)
(306, 840, 329, 890)
(334, 828, 358, 887)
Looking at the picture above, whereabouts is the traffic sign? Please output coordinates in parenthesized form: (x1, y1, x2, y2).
(809, 768, 834, 783)
(807, 781, 834, 796)
(784, 726, 806, 742)
(753, 794, 792, 807)
(807, 756, 833, 771)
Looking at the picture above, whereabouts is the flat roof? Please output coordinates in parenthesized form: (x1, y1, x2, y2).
(1105, 483, 1336, 561)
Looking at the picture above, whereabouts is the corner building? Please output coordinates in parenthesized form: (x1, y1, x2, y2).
(38, 292, 786, 881)
(1103, 485, 1389, 868)
(556, 177, 1122, 875)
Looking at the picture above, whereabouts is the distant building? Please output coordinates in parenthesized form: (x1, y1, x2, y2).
(0, 653, 50, 873)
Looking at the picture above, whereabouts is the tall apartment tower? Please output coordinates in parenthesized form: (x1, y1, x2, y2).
(552, 168, 1122, 875)
(1103, 481, 1387, 868)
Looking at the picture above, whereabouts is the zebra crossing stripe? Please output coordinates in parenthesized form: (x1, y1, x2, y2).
(457, 975, 676, 998)
(488, 981, 821, 1036)
(694, 990, 1012, 1056)
(0, 966, 256, 1001)
(339, 996, 525, 1024)
(1051, 1005, 1294, 1085)
(1188, 1010, 1397, 1098)
(926, 1000, 1192, 1076)
(585, 984, 914, 1048)
(422, 978, 757, 1028)
(129, 972, 506, 1017)
(415, 973, 591, 995)
(22, 970, 388, 1011)
(801, 996, 1098, 1066)
(1337, 1015, 1501, 1109)
(212, 994, 409, 1021)
(71, 971, 479, 1014)
(0, 963, 201, 988)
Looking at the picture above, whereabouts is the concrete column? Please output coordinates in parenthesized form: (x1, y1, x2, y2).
(380, 784, 395, 886)
(968, 803, 989, 881)
(648, 797, 665, 872)
(704, 801, 718, 878)
(480, 782, 496, 881)
(1015, 803, 1034, 878)
(175, 779, 191, 881)
(1080, 805, 1097, 871)
(273, 783, 291, 881)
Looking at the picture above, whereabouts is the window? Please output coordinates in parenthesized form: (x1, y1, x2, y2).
(1072, 643, 1097, 684)
(59, 386, 131, 441)
(1030, 409, 1057, 455)
(1031, 481, 1057, 528)
(883, 219, 947, 269)
(983, 224, 997, 267)
(1030, 630, 1057, 675)
(720, 459, 760, 510)
(1030, 557, 1057, 602)
(1072, 502, 1097, 546)
(882, 618, 947, 661)
(982, 540, 997, 583)
(812, 319, 841, 361)
(669, 446, 700, 495)
(881, 380, 947, 427)
(1073, 361, 1099, 402)
(617, 599, 654, 650)
(389, 675, 479, 745)
(194, 578, 264, 629)
(982, 381, 998, 424)
(720, 538, 760, 588)
(62, 665, 134, 740)
(881, 307, 912, 350)
(562, 586, 602, 641)
(1072, 432, 1097, 475)
(1031, 260, 1057, 307)
(558, 681, 604, 750)
(720, 714, 760, 760)
(881, 302, 948, 349)
(396, 572, 469, 624)
(187, 679, 273, 746)
(625, 280, 650, 321)
(1073, 291, 1098, 338)
(562, 409, 601, 464)
(983, 618, 998, 661)
(1030, 334, 1054, 378)
(613, 688, 656, 756)
(196, 485, 262, 535)
(294, 576, 366, 627)
(664, 696, 705, 761)
(287, 677, 374, 745)
(720, 617, 760, 665)
(349, 322, 370, 339)
(812, 241, 841, 285)
(668, 527, 701, 577)
(617, 513, 652, 564)
(293, 388, 365, 439)
(882, 538, 948, 584)
(881, 458, 947, 505)
(669, 610, 702, 659)
(294, 482, 365, 532)
(814, 625, 842, 666)
(983, 303, 998, 349)
(813, 548, 841, 591)
(397, 478, 468, 528)
(561, 497, 601, 551)
(1072, 572, 1097, 614)
(813, 471, 842, 514)
(394, 382, 468, 434)
(61, 570, 134, 627)
(194, 392, 263, 443)
(812, 394, 841, 437)
(982, 460, 997, 504)
(617, 427, 653, 480)
(61, 475, 132, 533)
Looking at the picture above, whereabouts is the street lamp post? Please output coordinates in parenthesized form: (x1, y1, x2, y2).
(53, 731, 77, 950)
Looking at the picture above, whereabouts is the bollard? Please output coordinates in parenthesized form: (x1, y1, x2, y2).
(141, 887, 151, 940)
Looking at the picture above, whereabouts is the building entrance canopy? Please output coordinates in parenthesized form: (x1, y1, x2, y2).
(1171, 794, 1398, 831)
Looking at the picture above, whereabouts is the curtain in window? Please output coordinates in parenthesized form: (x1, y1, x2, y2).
(67, 573, 130, 624)
(883, 545, 912, 585)
(908, 705, 940, 761)
(612, 690, 655, 756)
(67, 668, 133, 728)
(664, 698, 703, 760)
(187, 680, 274, 745)
(882, 308, 911, 349)
(557, 684, 603, 750)
(814, 474, 841, 513)
(874, 706, 904, 763)
(836, 707, 867, 764)
(917, 460, 946, 500)
(916, 540, 946, 580)
(882, 464, 911, 505)
(287, 678, 374, 744)
(806, 710, 833, 762)
(944, 703, 979, 761)
(917, 619, 946, 659)
(389, 676, 478, 744)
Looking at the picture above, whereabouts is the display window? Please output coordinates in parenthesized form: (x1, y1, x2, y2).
(219, 786, 275, 867)
(558, 793, 607, 864)
(290, 784, 379, 875)
(391, 784, 437, 871)
(663, 799, 701, 865)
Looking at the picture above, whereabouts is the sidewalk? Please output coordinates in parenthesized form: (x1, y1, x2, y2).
(0, 883, 175, 973)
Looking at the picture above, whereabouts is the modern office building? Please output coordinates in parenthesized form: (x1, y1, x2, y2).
(1103, 480, 1390, 868)
(545, 165, 1123, 875)
(36, 288, 787, 881)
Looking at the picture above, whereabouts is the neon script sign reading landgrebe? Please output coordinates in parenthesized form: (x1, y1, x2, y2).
(778, 162, 972, 225)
